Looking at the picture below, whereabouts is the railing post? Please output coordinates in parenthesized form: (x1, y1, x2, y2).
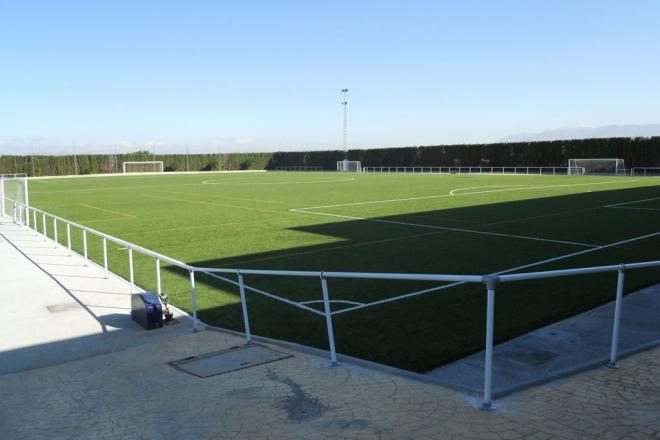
(12, 201, 16, 223)
(66, 222, 72, 255)
(480, 275, 498, 411)
(53, 217, 58, 247)
(155, 258, 161, 294)
(320, 273, 339, 366)
(33, 210, 37, 231)
(237, 272, 253, 344)
(82, 229, 88, 265)
(128, 247, 134, 293)
(0, 178, 4, 217)
(42, 213, 47, 240)
(189, 269, 199, 332)
(103, 238, 108, 278)
(607, 266, 626, 368)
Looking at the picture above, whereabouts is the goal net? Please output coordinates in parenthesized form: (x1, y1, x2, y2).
(0, 174, 29, 224)
(567, 159, 625, 176)
(122, 161, 164, 174)
(336, 160, 362, 172)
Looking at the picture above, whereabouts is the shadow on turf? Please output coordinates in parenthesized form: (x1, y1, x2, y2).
(164, 184, 660, 372)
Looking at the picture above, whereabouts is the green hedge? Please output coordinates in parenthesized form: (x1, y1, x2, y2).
(2, 137, 659, 176)
(0, 151, 274, 176)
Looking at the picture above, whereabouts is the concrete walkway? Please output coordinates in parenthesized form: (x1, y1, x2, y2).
(0, 218, 193, 374)
(427, 282, 660, 397)
(1, 216, 660, 439)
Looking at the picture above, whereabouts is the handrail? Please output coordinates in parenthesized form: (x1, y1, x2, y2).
(3, 195, 659, 411)
(23, 202, 190, 270)
(198, 267, 484, 283)
(498, 261, 660, 282)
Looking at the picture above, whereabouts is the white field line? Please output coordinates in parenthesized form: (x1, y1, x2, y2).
(299, 299, 365, 306)
(199, 270, 326, 316)
(333, 229, 660, 315)
(448, 184, 530, 195)
(31, 176, 353, 195)
(290, 180, 645, 249)
(446, 180, 639, 196)
(201, 178, 355, 185)
(604, 197, 660, 211)
(290, 210, 597, 248)
(608, 207, 660, 212)
(292, 180, 639, 211)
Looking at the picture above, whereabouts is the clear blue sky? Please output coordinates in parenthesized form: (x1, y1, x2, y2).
(1, 0, 659, 154)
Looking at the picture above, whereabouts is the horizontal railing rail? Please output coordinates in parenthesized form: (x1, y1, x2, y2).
(2, 196, 659, 411)
(361, 166, 586, 175)
(632, 167, 660, 176)
(274, 166, 324, 171)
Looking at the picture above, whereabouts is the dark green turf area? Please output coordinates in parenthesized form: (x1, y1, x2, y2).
(27, 171, 660, 372)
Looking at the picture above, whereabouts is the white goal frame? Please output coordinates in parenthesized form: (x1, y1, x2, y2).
(337, 160, 362, 172)
(0, 173, 29, 225)
(122, 161, 164, 174)
(567, 158, 625, 176)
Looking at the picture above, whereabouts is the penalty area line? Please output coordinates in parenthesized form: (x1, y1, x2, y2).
(292, 179, 640, 211)
(333, 229, 660, 315)
(290, 209, 598, 248)
(604, 196, 660, 211)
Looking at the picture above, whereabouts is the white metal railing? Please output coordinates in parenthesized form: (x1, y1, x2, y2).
(3, 198, 660, 411)
(274, 166, 324, 171)
(361, 166, 586, 175)
(632, 167, 660, 176)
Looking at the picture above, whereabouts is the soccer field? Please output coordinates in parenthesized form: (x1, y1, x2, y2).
(28, 171, 660, 371)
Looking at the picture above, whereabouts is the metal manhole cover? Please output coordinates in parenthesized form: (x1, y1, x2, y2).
(170, 344, 292, 378)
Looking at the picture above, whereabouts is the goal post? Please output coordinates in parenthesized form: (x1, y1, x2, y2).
(122, 161, 164, 174)
(567, 159, 625, 176)
(0, 173, 29, 224)
(337, 160, 362, 172)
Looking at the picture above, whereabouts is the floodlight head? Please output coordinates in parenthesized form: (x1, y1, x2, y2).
(341, 88, 348, 93)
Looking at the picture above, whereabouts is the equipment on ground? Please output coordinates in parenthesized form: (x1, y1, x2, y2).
(131, 292, 164, 330)
(159, 291, 175, 322)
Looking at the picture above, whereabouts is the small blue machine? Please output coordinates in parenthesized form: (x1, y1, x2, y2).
(131, 292, 164, 330)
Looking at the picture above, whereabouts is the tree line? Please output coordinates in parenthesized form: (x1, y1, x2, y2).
(1, 137, 659, 176)
(268, 136, 660, 169)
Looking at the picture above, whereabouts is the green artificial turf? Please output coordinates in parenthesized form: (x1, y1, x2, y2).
(26, 171, 660, 372)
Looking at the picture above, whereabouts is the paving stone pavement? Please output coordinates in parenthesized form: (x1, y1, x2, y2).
(1, 327, 659, 439)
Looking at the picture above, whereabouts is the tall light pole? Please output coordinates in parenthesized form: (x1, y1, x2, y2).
(341, 89, 348, 159)
(73, 143, 78, 175)
(31, 143, 35, 177)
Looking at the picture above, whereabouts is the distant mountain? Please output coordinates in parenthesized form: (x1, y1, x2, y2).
(502, 124, 660, 143)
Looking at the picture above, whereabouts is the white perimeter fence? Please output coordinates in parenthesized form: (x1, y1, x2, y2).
(632, 167, 660, 176)
(2, 198, 660, 411)
(361, 166, 584, 175)
(362, 166, 660, 176)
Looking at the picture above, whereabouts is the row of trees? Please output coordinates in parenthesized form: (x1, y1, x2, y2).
(268, 137, 660, 169)
(2, 137, 659, 176)
(0, 151, 273, 176)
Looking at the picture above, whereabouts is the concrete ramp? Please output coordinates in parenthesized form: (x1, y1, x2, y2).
(0, 218, 194, 374)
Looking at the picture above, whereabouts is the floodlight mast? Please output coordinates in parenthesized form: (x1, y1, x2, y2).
(341, 89, 348, 159)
